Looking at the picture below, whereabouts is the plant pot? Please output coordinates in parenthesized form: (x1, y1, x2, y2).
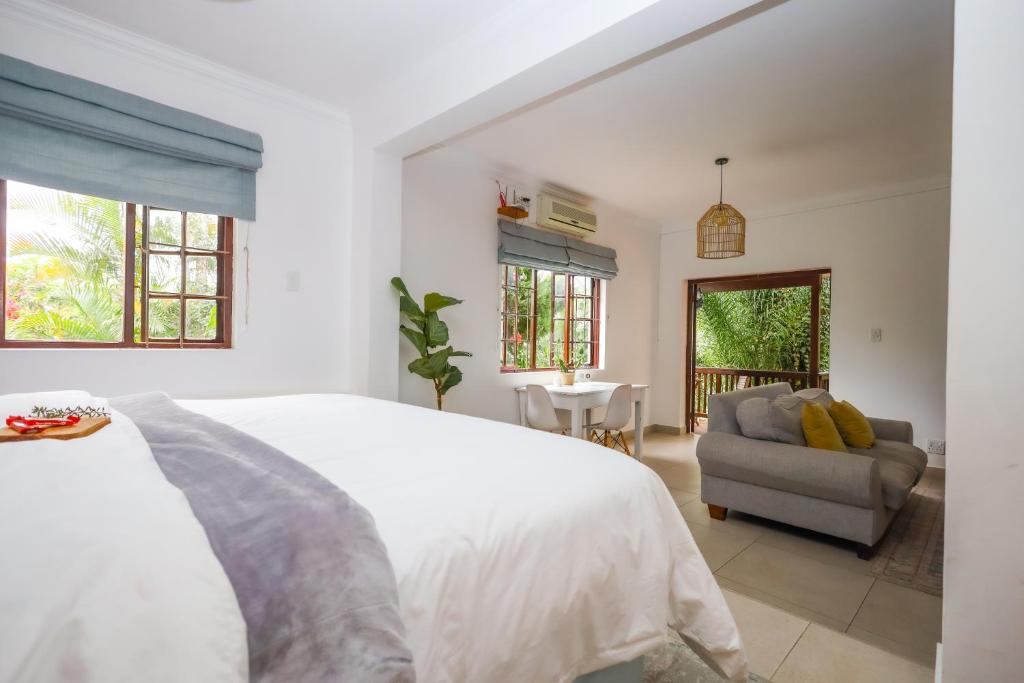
(558, 371, 576, 386)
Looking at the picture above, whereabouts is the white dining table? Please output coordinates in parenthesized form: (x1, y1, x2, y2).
(514, 381, 649, 458)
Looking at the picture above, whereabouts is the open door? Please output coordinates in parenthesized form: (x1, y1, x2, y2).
(685, 269, 831, 433)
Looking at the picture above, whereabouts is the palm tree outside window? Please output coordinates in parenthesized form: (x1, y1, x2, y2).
(1, 179, 233, 347)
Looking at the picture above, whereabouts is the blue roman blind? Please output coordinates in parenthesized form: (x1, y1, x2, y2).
(0, 53, 263, 220)
(497, 219, 618, 279)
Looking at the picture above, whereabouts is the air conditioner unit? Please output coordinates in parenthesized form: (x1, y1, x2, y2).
(536, 194, 598, 238)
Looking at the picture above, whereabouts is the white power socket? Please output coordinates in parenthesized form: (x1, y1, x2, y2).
(927, 439, 946, 455)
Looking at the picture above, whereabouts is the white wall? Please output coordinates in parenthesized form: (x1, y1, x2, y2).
(0, 4, 352, 398)
(943, 1, 1024, 679)
(399, 147, 660, 427)
(654, 189, 950, 464)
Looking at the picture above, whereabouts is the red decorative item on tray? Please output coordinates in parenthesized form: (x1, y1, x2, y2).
(1, 414, 109, 443)
(6, 415, 81, 434)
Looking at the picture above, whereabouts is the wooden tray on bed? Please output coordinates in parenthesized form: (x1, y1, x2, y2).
(0, 416, 111, 443)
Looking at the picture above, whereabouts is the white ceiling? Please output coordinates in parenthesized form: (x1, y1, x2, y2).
(44, 0, 509, 107)
(450, 0, 954, 228)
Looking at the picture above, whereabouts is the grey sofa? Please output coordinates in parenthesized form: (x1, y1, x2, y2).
(696, 382, 927, 558)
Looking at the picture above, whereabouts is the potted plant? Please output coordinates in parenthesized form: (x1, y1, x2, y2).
(391, 277, 472, 411)
(555, 356, 577, 386)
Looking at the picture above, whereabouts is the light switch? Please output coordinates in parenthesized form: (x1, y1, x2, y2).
(286, 271, 301, 292)
(870, 328, 882, 343)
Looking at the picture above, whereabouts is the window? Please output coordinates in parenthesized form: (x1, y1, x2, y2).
(1, 179, 232, 347)
(499, 265, 602, 372)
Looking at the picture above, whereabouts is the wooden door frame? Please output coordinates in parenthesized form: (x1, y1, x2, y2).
(684, 267, 831, 433)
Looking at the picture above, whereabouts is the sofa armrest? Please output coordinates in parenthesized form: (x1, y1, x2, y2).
(696, 432, 881, 509)
(867, 417, 913, 444)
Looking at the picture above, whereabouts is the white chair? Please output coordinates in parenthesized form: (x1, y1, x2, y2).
(525, 385, 568, 435)
(585, 384, 633, 455)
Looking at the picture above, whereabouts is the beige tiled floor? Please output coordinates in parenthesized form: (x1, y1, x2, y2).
(717, 543, 876, 625)
(636, 431, 943, 682)
(773, 625, 933, 683)
(721, 589, 808, 679)
(848, 580, 943, 667)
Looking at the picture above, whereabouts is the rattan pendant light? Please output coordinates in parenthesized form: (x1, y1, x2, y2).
(697, 157, 745, 259)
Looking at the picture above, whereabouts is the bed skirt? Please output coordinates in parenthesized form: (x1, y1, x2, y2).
(574, 657, 643, 683)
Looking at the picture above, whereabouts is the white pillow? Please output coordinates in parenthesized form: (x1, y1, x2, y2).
(793, 387, 834, 408)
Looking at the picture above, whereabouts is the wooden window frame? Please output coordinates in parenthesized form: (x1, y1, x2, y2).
(566, 274, 600, 370)
(0, 178, 232, 349)
(499, 264, 602, 373)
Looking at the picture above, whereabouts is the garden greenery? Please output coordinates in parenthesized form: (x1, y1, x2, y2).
(696, 280, 830, 372)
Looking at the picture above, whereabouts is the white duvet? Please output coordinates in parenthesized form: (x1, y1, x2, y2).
(0, 393, 746, 682)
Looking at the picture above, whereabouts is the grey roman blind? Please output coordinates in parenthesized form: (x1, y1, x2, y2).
(0, 53, 263, 220)
(497, 219, 618, 279)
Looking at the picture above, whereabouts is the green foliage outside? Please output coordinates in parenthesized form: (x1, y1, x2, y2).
(5, 185, 125, 341)
(696, 278, 831, 373)
(145, 210, 220, 341)
(504, 266, 591, 369)
(508, 267, 544, 368)
(4, 182, 218, 342)
(392, 276, 472, 410)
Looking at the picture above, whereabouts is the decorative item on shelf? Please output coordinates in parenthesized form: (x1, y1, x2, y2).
(496, 181, 530, 221)
(697, 157, 745, 259)
(391, 276, 472, 411)
(555, 356, 577, 387)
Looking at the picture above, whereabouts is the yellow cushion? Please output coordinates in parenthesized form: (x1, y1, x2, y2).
(828, 400, 876, 448)
(802, 402, 847, 452)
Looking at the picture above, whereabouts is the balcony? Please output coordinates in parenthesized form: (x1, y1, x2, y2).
(689, 367, 830, 432)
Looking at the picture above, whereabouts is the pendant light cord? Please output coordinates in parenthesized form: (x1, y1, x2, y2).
(719, 163, 724, 206)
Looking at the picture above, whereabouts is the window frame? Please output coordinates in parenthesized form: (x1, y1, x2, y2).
(499, 264, 602, 373)
(0, 178, 233, 349)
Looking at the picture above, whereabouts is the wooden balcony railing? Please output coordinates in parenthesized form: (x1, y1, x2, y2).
(691, 367, 831, 421)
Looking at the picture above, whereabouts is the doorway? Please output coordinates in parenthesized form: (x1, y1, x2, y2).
(685, 269, 831, 433)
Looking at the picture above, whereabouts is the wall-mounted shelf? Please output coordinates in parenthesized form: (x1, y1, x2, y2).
(497, 206, 528, 220)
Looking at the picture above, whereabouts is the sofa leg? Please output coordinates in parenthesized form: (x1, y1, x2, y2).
(707, 504, 728, 521)
(856, 542, 877, 560)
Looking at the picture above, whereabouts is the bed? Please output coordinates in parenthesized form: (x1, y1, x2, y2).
(0, 392, 746, 682)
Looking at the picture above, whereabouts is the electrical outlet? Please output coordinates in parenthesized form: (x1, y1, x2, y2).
(927, 439, 945, 455)
(870, 328, 882, 343)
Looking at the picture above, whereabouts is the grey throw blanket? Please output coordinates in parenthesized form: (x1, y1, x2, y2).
(111, 393, 415, 683)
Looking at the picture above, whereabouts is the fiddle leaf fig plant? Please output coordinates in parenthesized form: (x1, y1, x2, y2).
(391, 277, 472, 410)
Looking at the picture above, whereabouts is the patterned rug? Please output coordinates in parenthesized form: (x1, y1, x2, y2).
(870, 473, 944, 596)
(643, 630, 768, 683)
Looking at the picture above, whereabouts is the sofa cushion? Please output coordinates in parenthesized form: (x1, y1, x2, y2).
(865, 417, 913, 445)
(851, 439, 928, 479)
(708, 382, 794, 435)
(877, 459, 918, 509)
(801, 402, 847, 452)
(794, 387, 834, 408)
(736, 395, 807, 446)
(828, 400, 876, 448)
(696, 431, 878, 509)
